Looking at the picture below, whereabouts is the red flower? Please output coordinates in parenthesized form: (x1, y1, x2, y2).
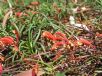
(15, 12, 23, 17)
(51, 41, 65, 50)
(42, 31, 70, 51)
(79, 38, 91, 45)
(54, 32, 69, 44)
(75, 38, 96, 49)
(31, 1, 40, 6)
(0, 36, 14, 46)
(0, 63, 3, 75)
(74, 40, 83, 46)
(0, 36, 19, 51)
(54, 32, 66, 38)
(42, 31, 56, 40)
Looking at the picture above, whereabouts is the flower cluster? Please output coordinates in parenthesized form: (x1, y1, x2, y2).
(0, 36, 18, 51)
(42, 31, 94, 51)
(42, 31, 95, 60)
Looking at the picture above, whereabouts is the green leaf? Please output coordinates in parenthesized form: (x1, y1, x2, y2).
(56, 72, 65, 76)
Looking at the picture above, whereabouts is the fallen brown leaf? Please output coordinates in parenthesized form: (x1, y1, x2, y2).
(2, 9, 13, 28)
(14, 68, 45, 76)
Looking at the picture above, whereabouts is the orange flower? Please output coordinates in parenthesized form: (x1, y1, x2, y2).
(42, 31, 56, 40)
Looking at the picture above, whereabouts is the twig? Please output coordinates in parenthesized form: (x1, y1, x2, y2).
(2, 9, 12, 28)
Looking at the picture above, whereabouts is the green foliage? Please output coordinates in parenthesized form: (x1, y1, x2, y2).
(56, 72, 65, 76)
(0, 0, 101, 76)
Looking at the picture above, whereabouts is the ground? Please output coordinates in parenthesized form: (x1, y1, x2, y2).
(0, 0, 102, 76)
